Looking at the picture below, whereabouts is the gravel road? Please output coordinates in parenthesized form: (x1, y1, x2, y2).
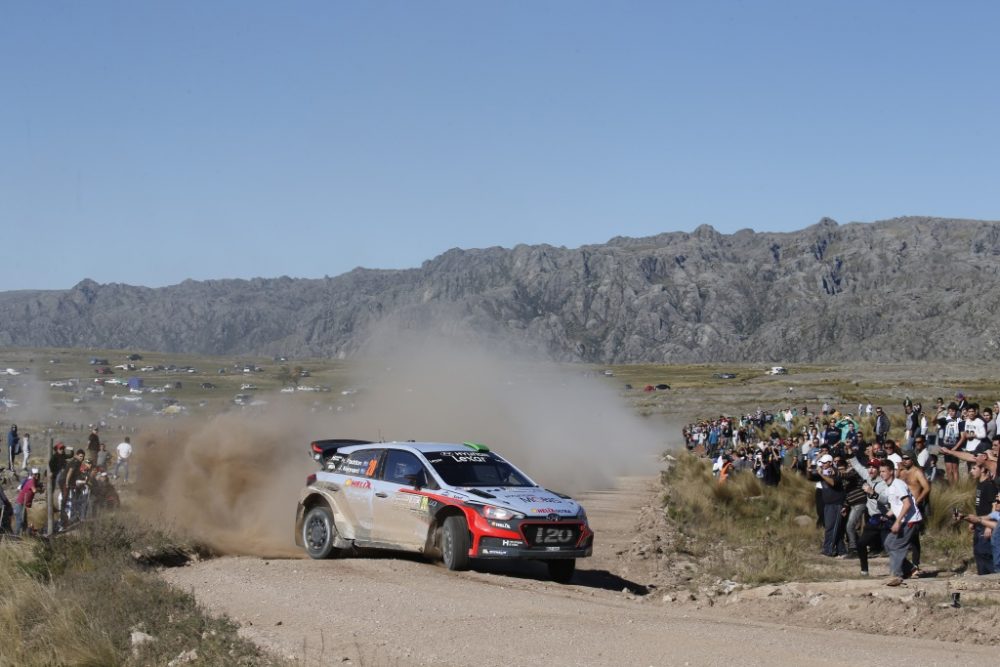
(163, 477, 996, 666)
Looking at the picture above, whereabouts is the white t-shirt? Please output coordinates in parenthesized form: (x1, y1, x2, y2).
(116, 441, 133, 460)
(915, 448, 930, 468)
(886, 478, 922, 523)
(964, 417, 986, 452)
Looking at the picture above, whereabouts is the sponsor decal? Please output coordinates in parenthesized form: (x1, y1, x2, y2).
(441, 452, 489, 463)
(345, 478, 372, 490)
(489, 521, 512, 530)
(512, 495, 560, 504)
(481, 548, 508, 556)
(529, 508, 558, 514)
(420, 496, 429, 512)
(501, 539, 523, 547)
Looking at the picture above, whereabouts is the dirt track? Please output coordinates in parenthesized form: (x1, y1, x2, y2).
(162, 476, 997, 666)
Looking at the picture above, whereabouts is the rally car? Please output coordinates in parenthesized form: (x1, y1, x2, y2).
(294, 439, 593, 583)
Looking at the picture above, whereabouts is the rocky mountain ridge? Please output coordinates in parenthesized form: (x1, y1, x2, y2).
(2, 216, 999, 363)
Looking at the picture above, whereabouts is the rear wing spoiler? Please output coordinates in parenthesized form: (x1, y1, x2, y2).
(310, 439, 373, 470)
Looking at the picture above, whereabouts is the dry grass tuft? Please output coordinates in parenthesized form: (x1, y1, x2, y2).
(0, 514, 290, 667)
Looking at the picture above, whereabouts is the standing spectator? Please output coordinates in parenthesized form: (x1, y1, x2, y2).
(86, 427, 101, 461)
(874, 407, 890, 445)
(903, 403, 917, 450)
(95, 443, 110, 470)
(49, 442, 69, 509)
(884, 440, 903, 468)
(967, 462, 997, 575)
(13, 468, 41, 536)
(114, 437, 133, 482)
(914, 435, 930, 472)
(809, 454, 846, 557)
(941, 403, 963, 484)
(19, 432, 30, 471)
(954, 496, 1000, 573)
(0, 480, 12, 534)
(899, 452, 931, 575)
(6, 424, 19, 471)
(985, 406, 998, 443)
(880, 460, 922, 586)
(850, 456, 889, 576)
(841, 459, 867, 557)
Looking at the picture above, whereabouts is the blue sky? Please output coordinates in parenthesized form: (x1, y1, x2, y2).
(2, 2, 998, 290)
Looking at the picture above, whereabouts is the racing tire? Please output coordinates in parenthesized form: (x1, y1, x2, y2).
(547, 559, 576, 584)
(302, 506, 339, 560)
(441, 515, 471, 571)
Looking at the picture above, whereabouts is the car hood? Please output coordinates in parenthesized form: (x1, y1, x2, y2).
(458, 486, 582, 518)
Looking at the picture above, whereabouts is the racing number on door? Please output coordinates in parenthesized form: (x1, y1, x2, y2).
(533, 527, 574, 544)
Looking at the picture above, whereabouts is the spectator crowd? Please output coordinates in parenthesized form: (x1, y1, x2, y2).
(682, 394, 1000, 583)
(2, 424, 129, 537)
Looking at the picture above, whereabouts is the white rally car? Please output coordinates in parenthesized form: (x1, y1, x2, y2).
(294, 440, 593, 583)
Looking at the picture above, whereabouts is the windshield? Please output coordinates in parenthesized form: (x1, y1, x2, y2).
(424, 451, 534, 487)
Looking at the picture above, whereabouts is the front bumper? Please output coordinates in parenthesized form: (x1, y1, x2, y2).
(475, 535, 594, 560)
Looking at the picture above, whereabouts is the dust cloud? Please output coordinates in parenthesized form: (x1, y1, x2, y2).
(134, 326, 667, 557)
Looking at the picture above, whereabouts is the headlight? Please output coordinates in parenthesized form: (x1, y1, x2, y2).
(483, 505, 524, 521)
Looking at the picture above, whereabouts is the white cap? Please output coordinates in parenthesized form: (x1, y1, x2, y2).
(818, 454, 834, 464)
(30, 467, 39, 474)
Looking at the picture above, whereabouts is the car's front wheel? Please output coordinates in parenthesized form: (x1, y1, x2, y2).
(441, 515, 471, 571)
(302, 506, 339, 559)
(547, 559, 576, 584)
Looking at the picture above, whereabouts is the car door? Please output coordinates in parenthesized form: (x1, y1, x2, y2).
(371, 449, 436, 551)
(333, 448, 382, 542)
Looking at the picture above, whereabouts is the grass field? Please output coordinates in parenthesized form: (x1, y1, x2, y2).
(0, 513, 289, 667)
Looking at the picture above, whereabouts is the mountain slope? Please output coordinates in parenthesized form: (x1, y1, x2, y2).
(2, 216, 998, 363)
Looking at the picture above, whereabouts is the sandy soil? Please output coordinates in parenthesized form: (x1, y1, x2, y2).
(162, 475, 1000, 666)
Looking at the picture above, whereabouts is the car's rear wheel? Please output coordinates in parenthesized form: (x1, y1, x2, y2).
(547, 559, 576, 584)
(441, 515, 471, 571)
(303, 506, 339, 559)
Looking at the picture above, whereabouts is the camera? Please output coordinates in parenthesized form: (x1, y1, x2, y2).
(952, 508, 961, 521)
